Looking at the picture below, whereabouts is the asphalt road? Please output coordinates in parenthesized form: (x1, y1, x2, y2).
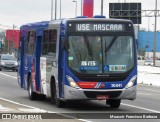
(0, 70, 160, 122)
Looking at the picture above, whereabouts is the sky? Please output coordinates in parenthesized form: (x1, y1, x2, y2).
(0, 0, 159, 30)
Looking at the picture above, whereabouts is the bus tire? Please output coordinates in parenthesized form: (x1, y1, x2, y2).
(55, 98, 65, 108)
(106, 99, 121, 108)
(50, 78, 56, 104)
(28, 76, 37, 100)
(39, 94, 46, 101)
(50, 78, 65, 108)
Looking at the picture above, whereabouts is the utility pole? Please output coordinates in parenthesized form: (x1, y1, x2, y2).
(153, 0, 157, 66)
(51, 0, 53, 20)
(8, 30, 10, 54)
(12, 24, 15, 55)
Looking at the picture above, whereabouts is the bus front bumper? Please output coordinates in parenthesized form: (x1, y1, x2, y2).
(63, 85, 136, 100)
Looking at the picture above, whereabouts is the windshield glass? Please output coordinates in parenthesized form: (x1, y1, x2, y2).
(68, 36, 134, 74)
(1, 55, 17, 61)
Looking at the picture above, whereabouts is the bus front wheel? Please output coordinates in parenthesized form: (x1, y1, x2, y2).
(106, 99, 121, 108)
(51, 79, 65, 108)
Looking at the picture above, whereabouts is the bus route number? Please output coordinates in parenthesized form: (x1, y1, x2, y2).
(81, 61, 96, 66)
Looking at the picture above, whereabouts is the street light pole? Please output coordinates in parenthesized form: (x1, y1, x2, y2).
(153, 0, 157, 66)
(73, 0, 77, 17)
(51, 0, 53, 20)
(101, 0, 103, 16)
(60, 0, 61, 19)
(81, 0, 83, 16)
(55, 0, 57, 20)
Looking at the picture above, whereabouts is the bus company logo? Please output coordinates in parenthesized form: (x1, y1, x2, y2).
(95, 83, 105, 89)
(99, 83, 105, 88)
(2, 114, 12, 119)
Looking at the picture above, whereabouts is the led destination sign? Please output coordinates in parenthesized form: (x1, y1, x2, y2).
(76, 23, 125, 32)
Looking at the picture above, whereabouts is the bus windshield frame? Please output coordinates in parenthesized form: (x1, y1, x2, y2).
(66, 20, 135, 75)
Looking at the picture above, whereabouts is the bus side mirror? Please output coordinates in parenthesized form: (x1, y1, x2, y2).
(61, 37, 69, 50)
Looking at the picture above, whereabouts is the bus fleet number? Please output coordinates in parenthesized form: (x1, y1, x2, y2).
(111, 84, 122, 88)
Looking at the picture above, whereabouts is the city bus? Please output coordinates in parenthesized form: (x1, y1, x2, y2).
(17, 16, 137, 108)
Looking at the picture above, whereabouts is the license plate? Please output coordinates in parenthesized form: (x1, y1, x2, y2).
(6, 65, 12, 68)
(96, 95, 109, 100)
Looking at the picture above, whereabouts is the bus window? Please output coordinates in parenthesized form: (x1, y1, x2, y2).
(42, 30, 57, 56)
(26, 31, 36, 55)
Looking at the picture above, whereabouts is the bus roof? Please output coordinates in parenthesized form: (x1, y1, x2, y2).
(20, 18, 133, 30)
(20, 21, 50, 30)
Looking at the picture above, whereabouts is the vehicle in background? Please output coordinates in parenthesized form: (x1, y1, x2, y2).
(137, 56, 145, 65)
(0, 54, 18, 71)
(144, 60, 154, 66)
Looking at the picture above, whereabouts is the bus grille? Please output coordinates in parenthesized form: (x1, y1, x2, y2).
(84, 91, 122, 98)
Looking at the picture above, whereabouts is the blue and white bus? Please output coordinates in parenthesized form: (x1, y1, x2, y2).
(18, 16, 137, 108)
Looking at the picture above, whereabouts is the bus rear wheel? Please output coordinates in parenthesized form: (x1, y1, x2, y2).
(28, 76, 37, 100)
(106, 99, 121, 108)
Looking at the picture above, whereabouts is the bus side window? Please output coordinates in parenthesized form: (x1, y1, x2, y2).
(42, 30, 57, 56)
(49, 30, 57, 54)
(42, 30, 49, 55)
(26, 31, 36, 55)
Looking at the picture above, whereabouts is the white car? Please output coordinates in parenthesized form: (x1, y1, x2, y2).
(144, 60, 154, 66)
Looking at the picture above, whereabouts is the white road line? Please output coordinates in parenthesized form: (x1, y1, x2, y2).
(0, 73, 91, 122)
(121, 103, 160, 113)
(0, 72, 17, 79)
(0, 98, 91, 122)
(138, 92, 151, 95)
(18, 108, 47, 112)
(138, 92, 160, 96)
(142, 89, 160, 93)
(0, 97, 44, 110)
(0, 104, 14, 112)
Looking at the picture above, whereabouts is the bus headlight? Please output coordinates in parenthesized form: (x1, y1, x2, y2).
(125, 75, 137, 89)
(66, 75, 80, 89)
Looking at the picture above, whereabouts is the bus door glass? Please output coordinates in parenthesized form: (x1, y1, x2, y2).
(41, 30, 57, 86)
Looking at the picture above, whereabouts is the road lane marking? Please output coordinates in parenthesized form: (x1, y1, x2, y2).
(18, 108, 47, 112)
(0, 73, 91, 121)
(138, 92, 160, 96)
(138, 92, 151, 95)
(142, 89, 160, 93)
(0, 98, 91, 122)
(0, 104, 14, 112)
(0, 72, 17, 79)
(121, 103, 160, 113)
(0, 97, 44, 110)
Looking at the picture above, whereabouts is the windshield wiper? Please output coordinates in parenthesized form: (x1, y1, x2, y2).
(105, 36, 117, 52)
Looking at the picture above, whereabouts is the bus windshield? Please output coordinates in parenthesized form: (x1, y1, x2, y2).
(67, 35, 134, 74)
